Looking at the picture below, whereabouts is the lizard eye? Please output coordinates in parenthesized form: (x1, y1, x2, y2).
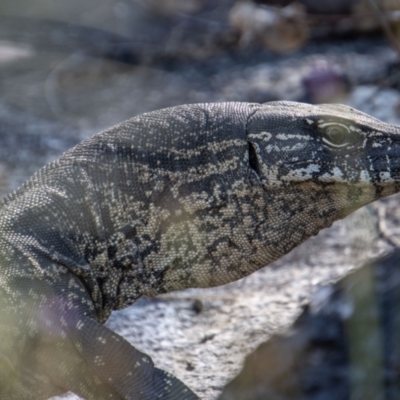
(320, 123, 356, 148)
(325, 126, 346, 145)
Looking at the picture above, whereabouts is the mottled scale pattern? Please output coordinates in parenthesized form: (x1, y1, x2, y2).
(0, 101, 400, 399)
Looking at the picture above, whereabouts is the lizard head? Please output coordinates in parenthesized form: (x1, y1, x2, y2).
(246, 101, 400, 220)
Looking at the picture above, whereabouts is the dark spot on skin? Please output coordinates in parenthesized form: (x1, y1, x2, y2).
(120, 225, 137, 239)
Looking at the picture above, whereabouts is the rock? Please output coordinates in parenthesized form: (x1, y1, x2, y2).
(219, 249, 400, 400)
(302, 60, 349, 103)
(229, 1, 308, 53)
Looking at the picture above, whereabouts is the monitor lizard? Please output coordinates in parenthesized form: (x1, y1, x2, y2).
(0, 101, 399, 399)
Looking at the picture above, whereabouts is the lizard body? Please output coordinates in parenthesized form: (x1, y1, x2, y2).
(0, 101, 399, 399)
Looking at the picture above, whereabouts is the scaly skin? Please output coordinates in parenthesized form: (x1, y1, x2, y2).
(0, 101, 399, 399)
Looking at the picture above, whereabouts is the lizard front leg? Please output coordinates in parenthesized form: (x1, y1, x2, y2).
(0, 276, 199, 400)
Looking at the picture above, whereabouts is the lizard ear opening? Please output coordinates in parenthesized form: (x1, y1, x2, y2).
(248, 141, 261, 179)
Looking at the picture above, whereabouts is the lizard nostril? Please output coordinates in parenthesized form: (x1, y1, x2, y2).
(248, 142, 261, 178)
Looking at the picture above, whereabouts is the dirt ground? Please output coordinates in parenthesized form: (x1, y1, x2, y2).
(1, 9, 400, 400)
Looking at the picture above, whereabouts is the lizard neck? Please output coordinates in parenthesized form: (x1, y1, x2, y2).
(157, 180, 378, 293)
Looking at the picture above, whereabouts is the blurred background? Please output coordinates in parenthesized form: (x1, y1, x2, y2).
(1, 1, 400, 399)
